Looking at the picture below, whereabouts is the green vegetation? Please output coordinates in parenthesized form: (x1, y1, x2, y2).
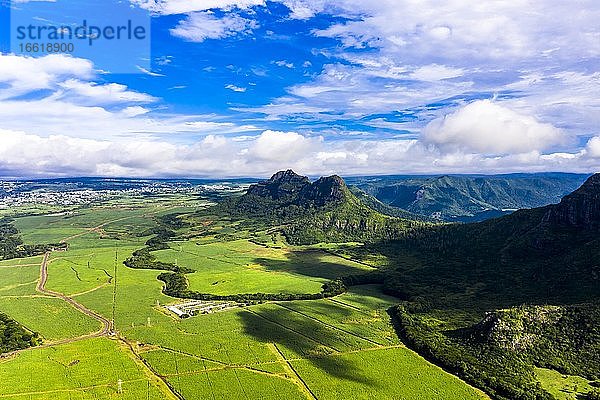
(0, 338, 170, 399)
(0, 297, 101, 340)
(215, 170, 429, 245)
(0, 217, 65, 260)
(348, 173, 588, 221)
(2, 173, 599, 400)
(534, 368, 597, 400)
(0, 312, 40, 353)
(0, 189, 486, 400)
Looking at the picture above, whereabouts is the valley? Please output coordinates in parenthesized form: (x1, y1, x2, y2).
(0, 172, 598, 400)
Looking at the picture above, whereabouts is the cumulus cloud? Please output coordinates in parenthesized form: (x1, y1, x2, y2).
(422, 100, 568, 154)
(0, 54, 93, 99)
(247, 130, 321, 162)
(0, 126, 597, 178)
(586, 136, 600, 158)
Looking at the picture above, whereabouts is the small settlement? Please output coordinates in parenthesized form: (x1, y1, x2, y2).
(165, 300, 244, 318)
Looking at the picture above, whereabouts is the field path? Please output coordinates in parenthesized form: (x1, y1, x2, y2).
(58, 216, 133, 243)
(268, 343, 318, 400)
(36, 252, 113, 337)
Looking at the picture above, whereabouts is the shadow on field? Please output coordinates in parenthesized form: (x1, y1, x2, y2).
(253, 249, 366, 281)
(238, 306, 378, 387)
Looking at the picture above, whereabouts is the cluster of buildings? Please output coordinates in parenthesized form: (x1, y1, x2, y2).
(0, 179, 253, 209)
(165, 300, 244, 318)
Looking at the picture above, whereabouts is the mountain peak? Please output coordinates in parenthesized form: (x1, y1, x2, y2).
(269, 169, 309, 184)
(247, 170, 310, 201)
(244, 171, 350, 208)
(300, 175, 348, 207)
(543, 173, 600, 229)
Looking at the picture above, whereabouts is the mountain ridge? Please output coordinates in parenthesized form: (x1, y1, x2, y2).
(222, 170, 426, 244)
(348, 173, 590, 222)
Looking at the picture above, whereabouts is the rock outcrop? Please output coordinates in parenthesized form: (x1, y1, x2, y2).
(543, 173, 600, 229)
(246, 170, 349, 208)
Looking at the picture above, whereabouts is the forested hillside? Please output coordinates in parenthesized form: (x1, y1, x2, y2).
(348, 173, 588, 222)
(217, 170, 428, 244)
(361, 174, 600, 400)
(0, 218, 65, 260)
(0, 313, 40, 354)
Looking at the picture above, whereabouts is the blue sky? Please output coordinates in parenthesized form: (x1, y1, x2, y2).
(0, 0, 599, 178)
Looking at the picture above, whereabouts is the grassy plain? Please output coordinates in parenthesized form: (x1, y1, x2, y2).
(0, 194, 488, 400)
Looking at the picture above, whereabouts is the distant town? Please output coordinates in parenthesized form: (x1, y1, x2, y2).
(0, 178, 252, 208)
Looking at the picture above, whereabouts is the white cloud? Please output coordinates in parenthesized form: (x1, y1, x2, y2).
(137, 66, 166, 77)
(131, 0, 265, 14)
(170, 11, 258, 42)
(274, 60, 295, 69)
(56, 80, 157, 105)
(408, 64, 464, 81)
(0, 126, 597, 178)
(586, 136, 600, 158)
(248, 130, 321, 162)
(0, 54, 93, 99)
(0, 54, 259, 142)
(422, 100, 568, 154)
(225, 84, 247, 92)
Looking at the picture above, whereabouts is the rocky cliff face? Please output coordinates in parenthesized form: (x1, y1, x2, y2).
(543, 173, 600, 229)
(246, 169, 310, 202)
(299, 175, 347, 207)
(246, 170, 349, 207)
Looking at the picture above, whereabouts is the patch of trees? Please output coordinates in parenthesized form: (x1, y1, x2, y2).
(588, 389, 600, 400)
(124, 248, 193, 274)
(0, 313, 41, 353)
(0, 218, 66, 260)
(156, 271, 386, 302)
(156, 271, 348, 302)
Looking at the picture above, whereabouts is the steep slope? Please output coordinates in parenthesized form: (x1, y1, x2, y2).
(374, 174, 600, 307)
(349, 173, 589, 222)
(542, 173, 600, 229)
(221, 170, 425, 244)
(378, 175, 600, 400)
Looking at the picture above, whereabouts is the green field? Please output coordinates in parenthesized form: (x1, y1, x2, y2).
(0, 196, 488, 399)
(535, 368, 597, 400)
(0, 338, 171, 399)
(153, 239, 373, 295)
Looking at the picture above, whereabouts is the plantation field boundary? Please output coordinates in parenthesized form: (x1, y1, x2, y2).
(120, 339, 183, 400)
(269, 343, 318, 400)
(57, 216, 136, 243)
(244, 308, 339, 352)
(36, 252, 112, 338)
(0, 377, 150, 399)
(0, 263, 42, 268)
(273, 303, 384, 347)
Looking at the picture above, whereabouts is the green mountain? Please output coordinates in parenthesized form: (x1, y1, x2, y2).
(373, 174, 600, 308)
(222, 169, 426, 244)
(359, 174, 600, 400)
(348, 173, 589, 222)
